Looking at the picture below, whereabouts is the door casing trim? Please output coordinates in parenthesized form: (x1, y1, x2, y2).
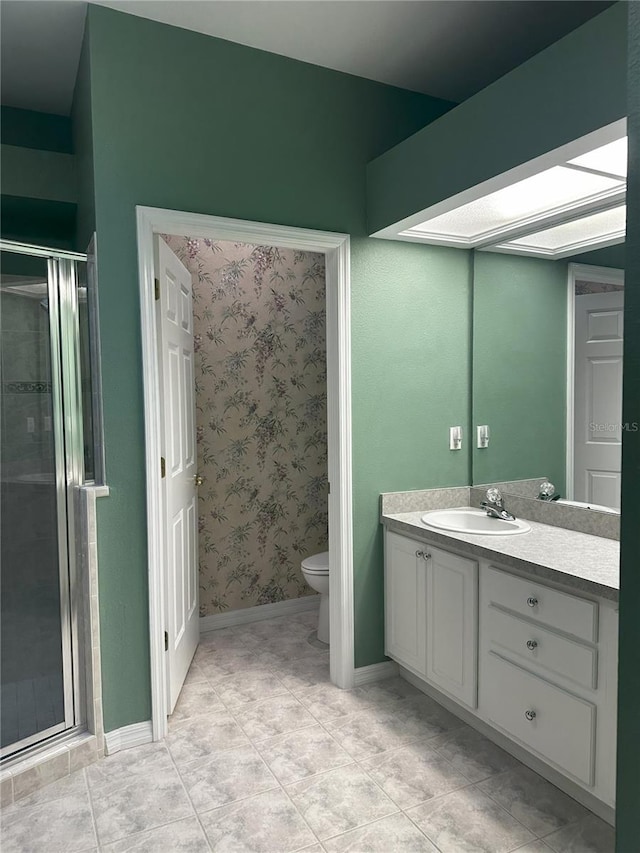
(136, 206, 355, 739)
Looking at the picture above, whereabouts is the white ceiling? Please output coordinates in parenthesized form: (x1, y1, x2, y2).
(0, 0, 612, 116)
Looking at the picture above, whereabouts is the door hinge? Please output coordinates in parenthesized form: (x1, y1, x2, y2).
(164, 631, 168, 652)
(154, 278, 160, 301)
(160, 456, 166, 478)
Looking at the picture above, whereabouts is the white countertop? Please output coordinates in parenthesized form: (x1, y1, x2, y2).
(382, 508, 620, 602)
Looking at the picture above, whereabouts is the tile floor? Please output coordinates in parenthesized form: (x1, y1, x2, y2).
(0, 611, 615, 852)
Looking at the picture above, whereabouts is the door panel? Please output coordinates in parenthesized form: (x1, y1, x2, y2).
(384, 532, 427, 676)
(156, 238, 199, 713)
(426, 546, 478, 709)
(574, 290, 624, 509)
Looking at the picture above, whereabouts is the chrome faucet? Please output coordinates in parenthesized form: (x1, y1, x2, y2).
(480, 488, 516, 521)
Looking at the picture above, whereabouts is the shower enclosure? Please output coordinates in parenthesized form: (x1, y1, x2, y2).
(0, 240, 101, 759)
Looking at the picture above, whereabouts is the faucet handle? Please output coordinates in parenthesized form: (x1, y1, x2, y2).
(539, 481, 556, 498)
(486, 487, 503, 505)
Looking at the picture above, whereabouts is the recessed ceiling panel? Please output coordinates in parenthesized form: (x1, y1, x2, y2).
(406, 166, 624, 243)
(492, 205, 626, 257)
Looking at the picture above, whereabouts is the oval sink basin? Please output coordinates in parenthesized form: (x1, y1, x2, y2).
(421, 508, 530, 536)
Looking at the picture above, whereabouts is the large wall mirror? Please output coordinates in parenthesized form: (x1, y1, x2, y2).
(470, 122, 626, 514)
(472, 248, 624, 512)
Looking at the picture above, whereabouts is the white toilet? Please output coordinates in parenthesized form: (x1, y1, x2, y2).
(301, 551, 330, 644)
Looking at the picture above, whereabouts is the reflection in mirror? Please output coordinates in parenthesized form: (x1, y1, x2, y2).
(471, 246, 624, 515)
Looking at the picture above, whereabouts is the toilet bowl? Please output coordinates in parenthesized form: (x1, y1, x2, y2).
(301, 551, 329, 644)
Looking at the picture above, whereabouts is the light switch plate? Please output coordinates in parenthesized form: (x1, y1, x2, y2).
(449, 426, 462, 450)
(477, 425, 490, 448)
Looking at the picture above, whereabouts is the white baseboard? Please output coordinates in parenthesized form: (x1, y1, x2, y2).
(354, 660, 399, 686)
(200, 595, 320, 633)
(104, 721, 153, 756)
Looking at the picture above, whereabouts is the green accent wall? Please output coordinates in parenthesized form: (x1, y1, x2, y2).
(1, 99, 77, 248)
(79, 5, 462, 729)
(351, 238, 471, 665)
(472, 252, 567, 489)
(0, 196, 76, 249)
(71, 21, 96, 252)
(616, 3, 640, 847)
(0, 106, 73, 153)
(366, 4, 627, 235)
(567, 243, 625, 269)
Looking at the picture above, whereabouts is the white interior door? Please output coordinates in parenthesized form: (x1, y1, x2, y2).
(155, 237, 199, 713)
(574, 289, 624, 510)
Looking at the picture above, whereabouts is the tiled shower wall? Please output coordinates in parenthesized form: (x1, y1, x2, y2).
(162, 236, 328, 616)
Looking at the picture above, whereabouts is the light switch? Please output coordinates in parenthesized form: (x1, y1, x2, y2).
(43, 416, 52, 432)
(26, 417, 35, 434)
(449, 426, 462, 450)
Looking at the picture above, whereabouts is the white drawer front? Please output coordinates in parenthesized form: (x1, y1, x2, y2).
(483, 652, 596, 786)
(486, 605, 597, 690)
(485, 566, 598, 643)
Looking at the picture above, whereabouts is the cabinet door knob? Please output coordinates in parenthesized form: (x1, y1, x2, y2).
(525, 709, 537, 721)
(526, 596, 538, 608)
(423, 553, 432, 561)
(415, 550, 424, 558)
(526, 639, 538, 651)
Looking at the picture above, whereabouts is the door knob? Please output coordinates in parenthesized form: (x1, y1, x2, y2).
(526, 639, 538, 651)
(194, 474, 204, 487)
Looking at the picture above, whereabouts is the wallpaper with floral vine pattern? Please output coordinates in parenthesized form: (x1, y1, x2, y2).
(162, 235, 328, 615)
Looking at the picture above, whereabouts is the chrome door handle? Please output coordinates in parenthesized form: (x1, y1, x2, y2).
(194, 474, 204, 487)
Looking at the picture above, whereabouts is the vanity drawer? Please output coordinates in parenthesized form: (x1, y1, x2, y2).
(486, 605, 597, 690)
(483, 652, 596, 786)
(485, 567, 598, 643)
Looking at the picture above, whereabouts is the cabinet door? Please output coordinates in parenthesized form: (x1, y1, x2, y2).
(426, 545, 478, 708)
(384, 531, 427, 676)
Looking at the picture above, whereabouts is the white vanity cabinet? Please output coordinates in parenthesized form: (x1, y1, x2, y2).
(383, 527, 618, 814)
(384, 530, 478, 707)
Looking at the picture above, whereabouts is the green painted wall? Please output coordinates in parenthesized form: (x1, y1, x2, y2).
(616, 3, 640, 847)
(71, 20, 96, 253)
(1, 102, 77, 248)
(0, 106, 73, 153)
(80, 5, 464, 729)
(472, 252, 567, 488)
(567, 243, 625, 269)
(367, 4, 627, 234)
(351, 239, 471, 665)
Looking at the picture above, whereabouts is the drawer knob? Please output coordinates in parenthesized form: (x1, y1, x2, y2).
(526, 639, 538, 651)
(416, 550, 424, 558)
(526, 596, 538, 608)
(525, 709, 537, 721)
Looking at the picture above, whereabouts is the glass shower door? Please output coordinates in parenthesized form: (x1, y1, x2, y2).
(0, 250, 75, 756)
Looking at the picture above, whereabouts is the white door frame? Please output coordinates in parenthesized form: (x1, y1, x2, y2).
(565, 262, 625, 500)
(136, 206, 355, 740)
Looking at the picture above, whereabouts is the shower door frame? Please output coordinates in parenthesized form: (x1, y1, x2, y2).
(0, 241, 87, 760)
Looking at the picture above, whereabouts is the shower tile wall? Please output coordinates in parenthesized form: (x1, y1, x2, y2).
(1, 285, 64, 750)
(162, 236, 328, 617)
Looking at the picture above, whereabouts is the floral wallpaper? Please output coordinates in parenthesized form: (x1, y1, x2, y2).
(162, 235, 328, 615)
